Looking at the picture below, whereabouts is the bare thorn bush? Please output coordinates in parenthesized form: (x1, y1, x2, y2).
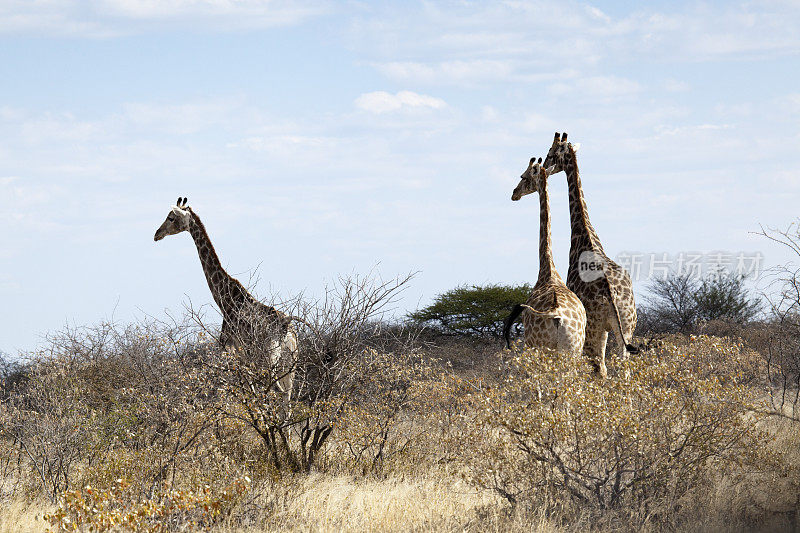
(181, 272, 417, 474)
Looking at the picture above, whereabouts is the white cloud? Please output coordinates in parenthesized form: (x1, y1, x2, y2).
(655, 123, 733, 137)
(0, 106, 25, 121)
(548, 75, 641, 101)
(374, 60, 515, 85)
(19, 114, 107, 144)
(232, 134, 338, 158)
(585, 5, 611, 24)
(99, 0, 329, 27)
(352, 1, 800, 86)
(664, 79, 690, 93)
(783, 94, 800, 114)
(354, 91, 447, 114)
(523, 112, 559, 133)
(0, 0, 328, 35)
(121, 98, 248, 135)
(481, 106, 498, 122)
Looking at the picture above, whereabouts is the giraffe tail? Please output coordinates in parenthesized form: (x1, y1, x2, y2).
(601, 281, 640, 354)
(503, 304, 562, 350)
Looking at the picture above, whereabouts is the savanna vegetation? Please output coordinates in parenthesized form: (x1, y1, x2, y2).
(3, 225, 800, 532)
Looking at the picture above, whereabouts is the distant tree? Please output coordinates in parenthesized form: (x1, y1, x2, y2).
(408, 284, 533, 338)
(694, 274, 762, 324)
(638, 271, 761, 335)
(640, 272, 699, 334)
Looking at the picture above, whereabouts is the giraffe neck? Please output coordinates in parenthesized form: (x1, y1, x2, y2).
(187, 211, 245, 315)
(563, 153, 603, 259)
(537, 176, 557, 284)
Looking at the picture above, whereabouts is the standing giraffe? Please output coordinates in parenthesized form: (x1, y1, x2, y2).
(503, 157, 586, 355)
(543, 133, 638, 378)
(154, 197, 297, 397)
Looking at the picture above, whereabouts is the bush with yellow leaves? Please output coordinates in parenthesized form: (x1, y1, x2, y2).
(465, 340, 768, 523)
(43, 476, 249, 532)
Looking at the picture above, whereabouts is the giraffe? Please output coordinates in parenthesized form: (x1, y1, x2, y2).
(154, 197, 297, 398)
(543, 132, 638, 378)
(502, 157, 587, 355)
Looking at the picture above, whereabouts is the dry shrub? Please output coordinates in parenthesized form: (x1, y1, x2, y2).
(1, 361, 91, 500)
(0, 323, 229, 502)
(672, 414, 800, 533)
(43, 476, 249, 532)
(648, 333, 764, 386)
(324, 350, 436, 475)
(463, 339, 767, 527)
(745, 319, 800, 421)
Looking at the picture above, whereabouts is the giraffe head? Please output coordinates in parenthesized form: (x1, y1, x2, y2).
(511, 157, 556, 201)
(543, 132, 580, 173)
(154, 197, 192, 242)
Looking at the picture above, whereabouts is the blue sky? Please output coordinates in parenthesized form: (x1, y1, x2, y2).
(2, 0, 800, 354)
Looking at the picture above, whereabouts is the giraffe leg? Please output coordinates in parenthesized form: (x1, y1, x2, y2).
(607, 313, 636, 379)
(596, 331, 609, 378)
(219, 319, 235, 352)
(583, 320, 608, 379)
(269, 330, 297, 423)
(277, 330, 297, 404)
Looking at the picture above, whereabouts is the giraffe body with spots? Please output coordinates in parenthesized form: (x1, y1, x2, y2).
(505, 157, 586, 355)
(543, 133, 638, 378)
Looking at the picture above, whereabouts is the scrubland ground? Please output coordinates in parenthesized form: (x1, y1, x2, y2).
(1, 325, 800, 532)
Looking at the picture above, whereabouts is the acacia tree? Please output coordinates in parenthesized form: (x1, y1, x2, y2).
(408, 283, 533, 337)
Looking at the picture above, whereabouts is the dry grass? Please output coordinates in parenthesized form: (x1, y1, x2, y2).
(4, 462, 800, 533)
(0, 473, 568, 533)
(0, 498, 52, 533)
(252, 474, 505, 532)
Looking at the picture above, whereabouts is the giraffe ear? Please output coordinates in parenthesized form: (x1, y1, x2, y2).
(545, 165, 557, 175)
(571, 142, 581, 152)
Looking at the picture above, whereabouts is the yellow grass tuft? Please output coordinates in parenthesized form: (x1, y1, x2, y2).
(276, 475, 493, 532)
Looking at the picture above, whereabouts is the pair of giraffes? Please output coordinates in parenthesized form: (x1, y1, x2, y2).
(504, 132, 638, 378)
(152, 130, 637, 381)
